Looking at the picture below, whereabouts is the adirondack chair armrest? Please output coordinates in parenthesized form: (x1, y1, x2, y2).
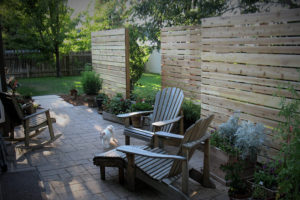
(154, 131, 184, 140)
(152, 116, 183, 128)
(117, 111, 153, 118)
(117, 146, 186, 160)
(182, 132, 211, 150)
(23, 109, 50, 120)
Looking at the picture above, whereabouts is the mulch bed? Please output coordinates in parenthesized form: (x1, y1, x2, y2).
(60, 94, 89, 106)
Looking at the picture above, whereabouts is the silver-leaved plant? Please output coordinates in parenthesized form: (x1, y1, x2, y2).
(235, 121, 265, 160)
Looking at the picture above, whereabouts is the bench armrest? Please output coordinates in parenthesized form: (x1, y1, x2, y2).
(152, 116, 182, 128)
(117, 146, 186, 160)
(182, 132, 210, 150)
(117, 111, 153, 118)
(23, 109, 50, 120)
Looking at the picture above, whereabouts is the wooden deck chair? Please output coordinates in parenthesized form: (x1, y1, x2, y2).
(117, 87, 184, 145)
(0, 92, 61, 148)
(117, 115, 215, 200)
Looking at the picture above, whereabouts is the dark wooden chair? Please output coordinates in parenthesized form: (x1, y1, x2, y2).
(117, 87, 184, 145)
(0, 92, 61, 148)
(115, 115, 215, 199)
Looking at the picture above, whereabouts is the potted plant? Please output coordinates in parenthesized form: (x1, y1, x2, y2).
(130, 100, 153, 128)
(69, 84, 78, 100)
(249, 161, 281, 200)
(96, 93, 108, 111)
(211, 112, 265, 199)
(81, 65, 103, 107)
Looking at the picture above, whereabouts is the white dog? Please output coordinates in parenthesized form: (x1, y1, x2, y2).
(100, 125, 115, 148)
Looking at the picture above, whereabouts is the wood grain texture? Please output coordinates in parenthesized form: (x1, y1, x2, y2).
(161, 25, 201, 102)
(200, 8, 300, 162)
(91, 28, 129, 98)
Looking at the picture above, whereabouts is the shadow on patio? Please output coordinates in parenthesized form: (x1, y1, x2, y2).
(1, 95, 227, 200)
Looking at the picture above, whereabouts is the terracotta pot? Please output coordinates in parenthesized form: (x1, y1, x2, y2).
(131, 115, 141, 128)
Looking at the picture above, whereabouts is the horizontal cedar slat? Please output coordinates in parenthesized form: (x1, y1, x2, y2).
(201, 84, 284, 109)
(202, 52, 300, 68)
(201, 71, 300, 90)
(201, 8, 300, 27)
(202, 23, 300, 38)
(201, 37, 300, 45)
(202, 61, 299, 81)
(202, 45, 300, 54)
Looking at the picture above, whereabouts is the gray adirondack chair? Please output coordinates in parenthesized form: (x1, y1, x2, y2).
(117, 115, 215, 200)
(117, 87, 184, 145)
(0, 92, 61, 148)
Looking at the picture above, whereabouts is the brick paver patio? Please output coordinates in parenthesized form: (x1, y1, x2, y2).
(4, 95, 228, 200)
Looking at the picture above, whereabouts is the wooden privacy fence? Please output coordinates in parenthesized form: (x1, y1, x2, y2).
(91, 28, 130, 99)
(161, 26, 201, 103)
(161, 8, 300, 162)
(5, 51, 91, 78)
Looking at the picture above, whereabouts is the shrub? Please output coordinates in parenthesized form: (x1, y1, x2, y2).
(81, 70, 102, 95)
(275, 82, 300, 200)
(182, 100, 201, 131)
(104, 93, 131, 115)
(131, 102, 153, 112)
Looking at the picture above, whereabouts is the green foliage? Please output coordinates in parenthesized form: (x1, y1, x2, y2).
(103, 93, 131, 115)
(131, 0, 300, 49)
(1, 0, 79, 76)
(252, 161, 282, 199)
(96, 93, 108, 100)
(220, 160, 249, 197)
(131, 102, 153, 112)
(84, 63, 93, 71)
(81, 70, 102, 95)
(182, 100, 201, 131)
(132, 73, 161, 104)
(62, 0, 130, 52)
(131, 0, 226, 48)
(275, 82, 300, 199)
(128, 25, 151, 91)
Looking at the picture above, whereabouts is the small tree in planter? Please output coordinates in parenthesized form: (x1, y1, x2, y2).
(96, 93, 108, 111)
(212, 112, 265, 199)
(81, 64, 103, 107)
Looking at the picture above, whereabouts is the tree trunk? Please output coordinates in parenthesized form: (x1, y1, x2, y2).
(0, 21, 7, 92)
(55, 45, 60, 77)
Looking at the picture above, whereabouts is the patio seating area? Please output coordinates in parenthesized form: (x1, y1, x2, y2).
(2, 95, 228, 200)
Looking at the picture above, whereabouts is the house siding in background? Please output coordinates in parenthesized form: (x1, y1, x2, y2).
(145, 49, 161, 74)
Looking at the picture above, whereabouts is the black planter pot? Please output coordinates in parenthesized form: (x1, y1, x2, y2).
(96, 98, 103, 110)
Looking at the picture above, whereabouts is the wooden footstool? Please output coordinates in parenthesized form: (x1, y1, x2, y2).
(93, 149, 126, 184)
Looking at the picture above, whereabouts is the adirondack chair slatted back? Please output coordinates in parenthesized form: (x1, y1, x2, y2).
(167, 115, 214, 177)
(0, 92, 24, 123)
(150, 87, 184, 132)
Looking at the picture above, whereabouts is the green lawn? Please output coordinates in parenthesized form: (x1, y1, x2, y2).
(16, 73, 161, 97)
(16, 76, 83, 96)
(132, 73, 161, 100)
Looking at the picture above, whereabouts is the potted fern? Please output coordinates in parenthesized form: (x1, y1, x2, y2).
(211, 112, 265, 199)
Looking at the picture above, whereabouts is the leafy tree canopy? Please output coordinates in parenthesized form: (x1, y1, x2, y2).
(130, 0, 300, 49)
(1, 0, 78, 76)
